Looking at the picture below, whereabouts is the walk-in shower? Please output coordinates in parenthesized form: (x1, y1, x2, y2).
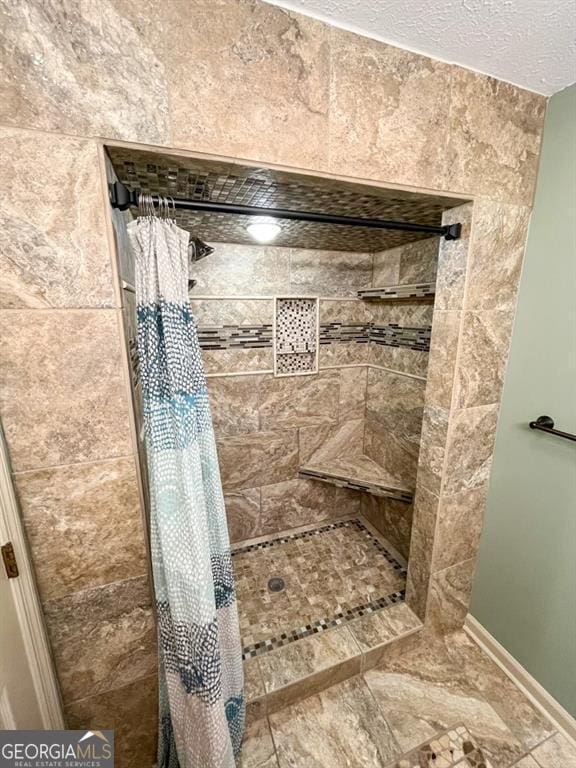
(106, 143, 470, 734)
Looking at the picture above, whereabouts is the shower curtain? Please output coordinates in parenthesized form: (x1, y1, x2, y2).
(129, 215, 245, 768)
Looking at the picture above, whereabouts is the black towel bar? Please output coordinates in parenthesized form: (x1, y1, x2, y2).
(528, 415, 576, 443)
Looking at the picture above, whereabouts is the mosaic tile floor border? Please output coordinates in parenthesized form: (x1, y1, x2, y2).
(385, 724, 494, 768)
(233, 519, 408, 659)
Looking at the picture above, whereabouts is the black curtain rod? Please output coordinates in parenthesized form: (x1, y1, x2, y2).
(109, 181, 461, 240)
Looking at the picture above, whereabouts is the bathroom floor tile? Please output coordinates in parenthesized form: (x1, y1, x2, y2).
(238, 629, 564, 768)
(363, 637, 527, 768)
(384, 724, 494, 768)
(268, 675, 400, 767)
(239, 714, 279, 768)
(511, 758, 541, 768)
(529, 732, 576, 767)
(233, 517, 406, 658)
(442, 632, 556, 750)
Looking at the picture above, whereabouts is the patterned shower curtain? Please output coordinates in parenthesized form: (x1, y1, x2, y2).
(128, 215, 245, 768)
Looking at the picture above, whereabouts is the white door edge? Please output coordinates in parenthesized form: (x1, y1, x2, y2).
(0, 425, 65, 730)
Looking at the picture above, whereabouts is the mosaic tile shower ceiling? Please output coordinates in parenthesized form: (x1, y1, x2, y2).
(232, 518, 407, 659)
(107, 147, 465, 252)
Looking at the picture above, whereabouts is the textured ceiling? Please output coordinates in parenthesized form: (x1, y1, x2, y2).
(107, 147, 465, 252)
(265, 0, 576, 96)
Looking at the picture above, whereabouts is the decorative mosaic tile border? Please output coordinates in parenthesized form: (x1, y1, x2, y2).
(319, 321, 431, 352)
(197, 324, 273, 350)
(358, 282, 436, 300)
(233, 519, 408, 659)
(385, 724, 493, 768)
(233, 519, 406, 568)
(370, 324, 431, 351)
(298, 468, 414, 503)
(319, 322, 371, 345)
(196, 321, 430, 353)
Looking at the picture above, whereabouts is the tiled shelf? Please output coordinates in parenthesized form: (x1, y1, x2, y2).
(357, 282, 435, 301)
(299, 454, 414, 503)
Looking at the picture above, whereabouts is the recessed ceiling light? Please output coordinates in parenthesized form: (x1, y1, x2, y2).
(246, 217, 282, 243)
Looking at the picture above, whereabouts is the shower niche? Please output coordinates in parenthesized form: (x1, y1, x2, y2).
(106, 143, 470, 715)
(274, 296, 319, 376)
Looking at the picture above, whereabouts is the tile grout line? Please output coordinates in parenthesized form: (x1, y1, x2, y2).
(360, 668, 404, 757)
(12, 452, 138, 477)
(64, 671, 158, 711)
(264, 708, 281, 768)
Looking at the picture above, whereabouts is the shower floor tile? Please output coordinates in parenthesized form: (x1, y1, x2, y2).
(232, 517, 407, 658)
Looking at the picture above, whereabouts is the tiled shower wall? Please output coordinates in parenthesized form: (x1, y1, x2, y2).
(187, 238, 439, 556)
(0, 132, 157, 761)
(189, 244, 369, 543)
(361, 238, 437, 556)
(0, 0, 545, 761)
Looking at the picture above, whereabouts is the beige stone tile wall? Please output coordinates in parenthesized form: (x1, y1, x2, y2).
(362, 237, 437, 554)
(364, 368, 427, 489)
(185, 244, 372, 545)
(0, 141, 153, 764)
(208, 371, 363, 542)
(0, 0, 546, 757)
(0, 1, 545, 203)
(406, 201, 533, 631)
(0, 128, 116, 309)
(189, 236, 435, 549)
(360, 495, 414, 560)
(373, 237, 438, 287)
(190, 243, 373, 298)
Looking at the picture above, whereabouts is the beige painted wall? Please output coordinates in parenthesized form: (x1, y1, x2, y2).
(0, 1, 545, 765)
